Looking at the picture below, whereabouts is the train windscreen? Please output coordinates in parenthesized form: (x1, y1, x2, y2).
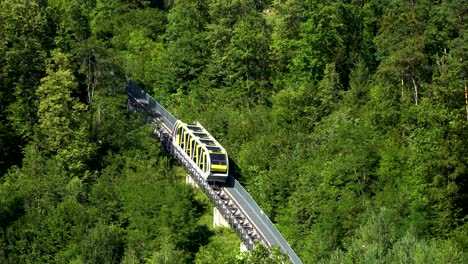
(210, 153, 227, 165)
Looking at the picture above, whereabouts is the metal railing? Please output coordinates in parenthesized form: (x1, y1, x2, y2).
(126, 80, 177, 130)
(225, 177, 302, 264)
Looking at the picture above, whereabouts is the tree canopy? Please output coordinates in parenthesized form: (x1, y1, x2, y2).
(0, 0, 467, 263)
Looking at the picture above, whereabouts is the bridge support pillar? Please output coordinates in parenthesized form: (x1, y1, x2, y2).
(213, 207, 229, 228)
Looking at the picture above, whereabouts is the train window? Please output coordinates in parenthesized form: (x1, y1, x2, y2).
(187, 125, 202, 132)
(193, 132, 209, 138)
(210, 153, 227, 165)
(206, 146, 221, 152)
(186, 137, 191, 154)
(202, 152, 207, 172)
(181, 132, 185, 150)
(190, 140, 196, 158)
(181, 130, 185, 148)
(184, 133, 190, 151)
(200, 151, 205, 171)
(187, 139, 191, 155)
(195, 147, 201, 165)
(200, 139, 215, 145)
(199, 148, 203, 164)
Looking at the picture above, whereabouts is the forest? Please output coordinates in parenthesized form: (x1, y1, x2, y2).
(0, 0, 467, 263)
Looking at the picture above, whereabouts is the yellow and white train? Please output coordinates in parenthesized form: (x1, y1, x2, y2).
(172, 121, 229, 182)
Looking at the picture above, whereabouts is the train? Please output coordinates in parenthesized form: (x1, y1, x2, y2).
(171, 120, 229, 182)
(126, 80, 229, 183)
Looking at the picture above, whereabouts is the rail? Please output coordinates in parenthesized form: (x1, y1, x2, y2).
(126, 80, 177, 129)
(224, 177, 302, 264)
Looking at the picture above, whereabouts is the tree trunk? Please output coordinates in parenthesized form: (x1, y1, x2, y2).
(86, 57, 99, 140)
(401, 74, 404, 98)
(464, 83, 468, 122)
(412, 76, 418, 105)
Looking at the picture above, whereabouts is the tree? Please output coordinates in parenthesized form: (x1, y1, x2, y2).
(78, 222, 124, 264)
(163, 0, 209, 94)
(0, 0, 49, 139)
(240, 244, 290, 264)
(272, 82, 319, 131)
(194, 228, 239, 264)
(342, 59, 371, 111)
(204, 0, 271, 109)
(374, 0, 430, 105)
(223, 14, 272, 108)
(269, 0, 306, 80)
(0, 122, 22, 176)
(35, 50, 95, 174)
(147, 240, 190, 264)
(270, 0, 347, 84)
(46, 0, 94, 52)
(317, 63, 343, 115)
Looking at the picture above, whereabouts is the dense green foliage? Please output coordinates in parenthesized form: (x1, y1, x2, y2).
(1, 0, 467, 263)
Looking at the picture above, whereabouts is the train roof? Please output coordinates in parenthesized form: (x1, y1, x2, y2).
(177, 121, 228, 155)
